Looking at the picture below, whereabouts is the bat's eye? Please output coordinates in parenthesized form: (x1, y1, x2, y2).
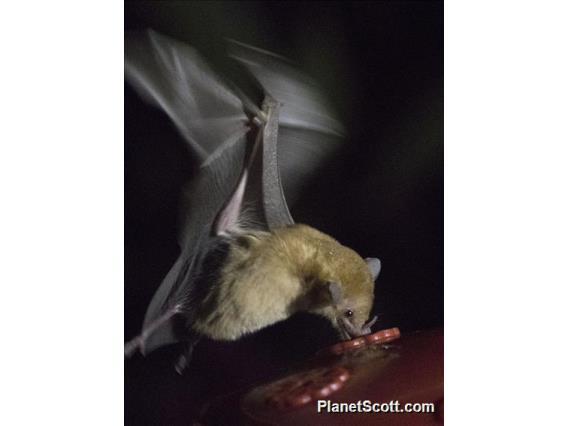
(344, 309, 354, 318)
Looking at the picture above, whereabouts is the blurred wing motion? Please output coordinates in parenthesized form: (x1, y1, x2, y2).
(124, 30, 344, 355)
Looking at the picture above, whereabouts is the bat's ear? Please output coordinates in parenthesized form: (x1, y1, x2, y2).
(366, 258, 382, 282)
(326, 281, 343, 306)
(306, 281, 343, 311)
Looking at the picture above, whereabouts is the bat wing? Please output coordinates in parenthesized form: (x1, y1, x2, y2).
(125, 29, 249, 162)
(228, 40, 345, 207)
(125, 30, 344, 355)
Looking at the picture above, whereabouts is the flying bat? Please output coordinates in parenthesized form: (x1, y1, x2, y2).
(124, 30, 381, 372)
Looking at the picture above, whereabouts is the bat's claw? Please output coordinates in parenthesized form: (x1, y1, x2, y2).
(175, 353, 190, 375)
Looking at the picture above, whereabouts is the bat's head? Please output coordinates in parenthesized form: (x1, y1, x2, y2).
(325, 254, 380, 340)
(272, 224, 381, 340)
(304, 238, 381, 340)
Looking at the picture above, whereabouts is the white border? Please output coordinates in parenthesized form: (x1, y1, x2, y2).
(446, 1, 568, 423)
(0, 2, 123, 424)
(1, 1, 567, 424)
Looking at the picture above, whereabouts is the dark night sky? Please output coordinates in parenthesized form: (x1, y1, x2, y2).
(125, 2, 442, 424)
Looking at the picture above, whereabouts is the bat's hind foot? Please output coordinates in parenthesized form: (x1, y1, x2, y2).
(174, 338, 200, 375)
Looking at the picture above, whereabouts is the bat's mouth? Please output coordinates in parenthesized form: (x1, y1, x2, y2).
(338, 315, 378, 340)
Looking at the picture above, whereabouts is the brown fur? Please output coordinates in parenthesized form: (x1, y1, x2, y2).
(192, 224, 375, 340)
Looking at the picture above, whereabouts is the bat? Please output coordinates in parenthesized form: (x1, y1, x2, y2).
(124, 30, 381, 372)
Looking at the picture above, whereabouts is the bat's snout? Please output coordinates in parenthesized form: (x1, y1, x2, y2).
(339, 315, 378, 340)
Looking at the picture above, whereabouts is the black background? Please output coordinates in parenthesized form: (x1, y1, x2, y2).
(125, 1, 442, 424)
